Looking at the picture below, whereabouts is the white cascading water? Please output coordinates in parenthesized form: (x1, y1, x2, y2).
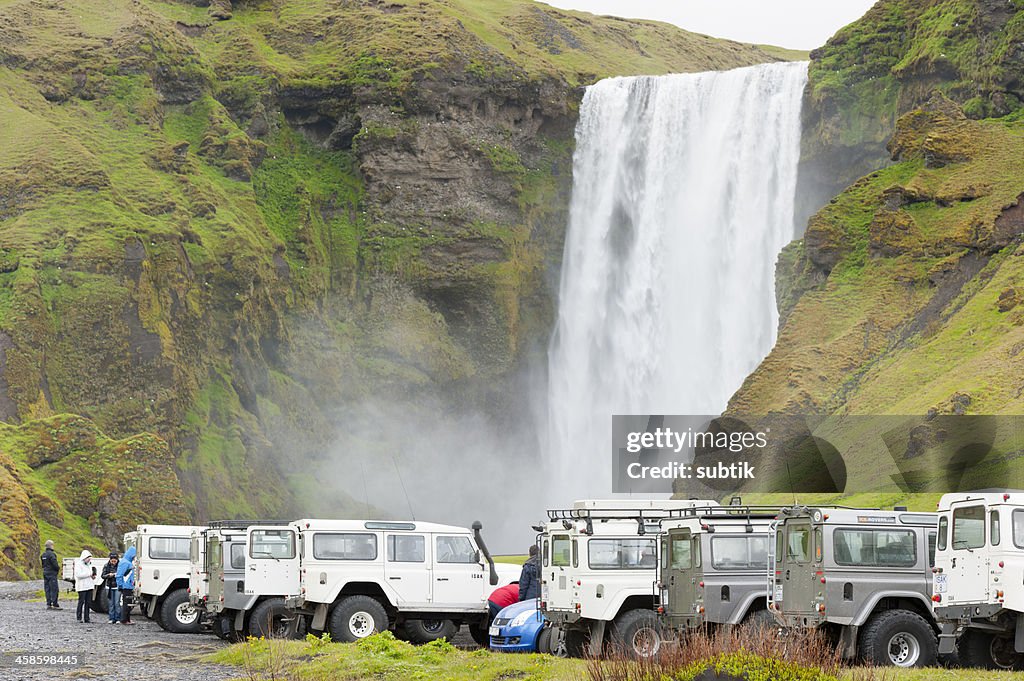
(546, 61, 808, 498)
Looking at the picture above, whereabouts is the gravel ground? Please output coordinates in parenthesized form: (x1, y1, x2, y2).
(0, 581, 236, 681)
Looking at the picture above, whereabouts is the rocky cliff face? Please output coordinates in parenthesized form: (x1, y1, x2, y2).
(796, 0, 1024, 230)
(0, 0, 786, 574)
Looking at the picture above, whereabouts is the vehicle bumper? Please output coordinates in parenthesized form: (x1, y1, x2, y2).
(773, 611, 824, 628)
(543, 610, 580, 626)
(662, 613, 704, 632)
(285, 595, 305, 610)
(490, 627, 541, 653)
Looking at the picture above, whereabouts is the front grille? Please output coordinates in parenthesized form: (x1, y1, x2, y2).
(491, 636, 521, 645)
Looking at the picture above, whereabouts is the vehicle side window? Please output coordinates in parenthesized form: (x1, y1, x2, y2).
(572, 539, 578, 568)
(150, 537, 190, 560)
(551, 535, 571, 567)
(588, 539, 658, 569)
(542, 539, 549, 567)
(436, 536, 477, 564)
(387, 535, 425, 563)
(775, 530, 783, 563)
(250, 530, 296, 559)
(1013, 509, 1024, 549)
(952, 505, 985, 550)
(928, 531, 936, 568)
(313, 533, 375, 560)
(937, 516, 948, 551)
(190, 537, 199, 563)
(230, 544, 245, 569)
(833, 529, 916, 567)
(991, 510, 1001, 546)
(711, 536, 769, 570)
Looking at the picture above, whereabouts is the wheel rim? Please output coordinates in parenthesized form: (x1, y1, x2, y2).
(886, 631, 920, 667)
(176, 602, 199, 626)
(422, 619, 443, 634)
(349, 611, 375, 638)
(990, 636, 1020, 669)
(632, 626, 661, 658)
(552, 629, 568, 658)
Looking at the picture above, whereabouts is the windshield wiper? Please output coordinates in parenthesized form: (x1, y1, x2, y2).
(252, 551, 280, 562)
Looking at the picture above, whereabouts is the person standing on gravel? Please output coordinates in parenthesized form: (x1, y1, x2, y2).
(40, 540, 60, 610)
(74, 550, 96, 623)
(101, 552, 121, 624)
(116, 546, 136, 625)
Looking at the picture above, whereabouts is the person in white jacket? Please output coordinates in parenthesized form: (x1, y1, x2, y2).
(74, 550, 97, 623)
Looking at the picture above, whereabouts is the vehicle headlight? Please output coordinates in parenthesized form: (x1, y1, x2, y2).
(510, 610, 536, 628)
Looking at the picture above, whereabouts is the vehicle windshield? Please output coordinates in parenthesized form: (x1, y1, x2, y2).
(670, 535, 692, 570)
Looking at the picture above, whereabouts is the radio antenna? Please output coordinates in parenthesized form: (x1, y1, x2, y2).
(786, 462, 798, 506)
(391, 451, 416, 521)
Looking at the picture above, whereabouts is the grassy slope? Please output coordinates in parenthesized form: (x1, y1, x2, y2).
(210, 633, 1012, 681)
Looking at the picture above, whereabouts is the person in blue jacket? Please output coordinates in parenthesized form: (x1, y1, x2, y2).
(518, 545, 540, 601)
(116, 546, 136, 625)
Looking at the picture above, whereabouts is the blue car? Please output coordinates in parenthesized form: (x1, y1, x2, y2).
(489, 598, 545, 652)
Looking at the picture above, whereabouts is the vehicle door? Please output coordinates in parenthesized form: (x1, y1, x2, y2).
(207, 534, 224, 607)
(664, 528, 701, 623)
(384, 533, 431, 607)
(941, 502, 989, 603)
(777, 519, 816, 614)
(431, 534, 486, 608)
(245, 526, 299, 598)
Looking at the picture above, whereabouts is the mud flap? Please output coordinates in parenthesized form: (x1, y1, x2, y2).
(840, 625, 858, 659)
(587, 620, 606, 657)
(311, 603, 329, 632)
(938, 622, 957, 655)
(1015, 613, 1024, 653)
(234, 609, 246, 635)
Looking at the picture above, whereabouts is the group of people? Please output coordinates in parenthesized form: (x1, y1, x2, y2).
(487, 545, 542, 618)
(39, 540, 137, 625)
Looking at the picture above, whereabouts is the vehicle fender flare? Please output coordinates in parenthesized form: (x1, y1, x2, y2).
(605, 590, 655, 622)
(851, 592, 935, 627)
(325, 582, 398, 609)
(727, 592, 765, 625)
(150, 574, 191, 599)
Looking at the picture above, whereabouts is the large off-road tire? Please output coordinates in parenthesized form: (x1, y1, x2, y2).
(248, 598, 299, 639)
(91, 585, 108, 614)
(404, 618, 458, 643)
(159, 588, 203, 634)
(859, 610, 937, 668)
(328, 596, 388, 643)
(611, 609, 663, 659)
(538, 626, 570, 657)
(564, 627, 588, 658)
(743, 608, 776, 633)
(468, 623, 490, 647)
(959, 629, 1024, 670)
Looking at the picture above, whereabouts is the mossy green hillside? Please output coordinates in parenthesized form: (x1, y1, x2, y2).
(0, 414, 188, 579)
(799, 0, 1024, 223)
(727, 96, 1024, 494)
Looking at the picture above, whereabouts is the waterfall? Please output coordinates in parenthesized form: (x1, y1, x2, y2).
(546, 61, 808, 497)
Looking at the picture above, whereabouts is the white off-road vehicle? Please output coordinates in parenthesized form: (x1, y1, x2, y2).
(189, 521, 300, 640)
(933, 491, 1024, 669)
(248, 519, 518, 644)
(770, 506, 939, 667)
(133, 524, 206, 633)
(659, 506, 778, 634)
(539, 499, 719, 657)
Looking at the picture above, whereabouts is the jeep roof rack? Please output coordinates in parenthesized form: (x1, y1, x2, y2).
(665, 505, 783, 520)
(206, 519, 294, 530)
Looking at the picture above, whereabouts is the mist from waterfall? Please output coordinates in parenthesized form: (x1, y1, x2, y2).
(545, 61, 808, 501)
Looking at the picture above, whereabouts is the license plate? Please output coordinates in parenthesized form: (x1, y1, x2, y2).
(934, 574, 948, 594)
(489, 626, 499, 637)
(774, 585, 783, 603)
